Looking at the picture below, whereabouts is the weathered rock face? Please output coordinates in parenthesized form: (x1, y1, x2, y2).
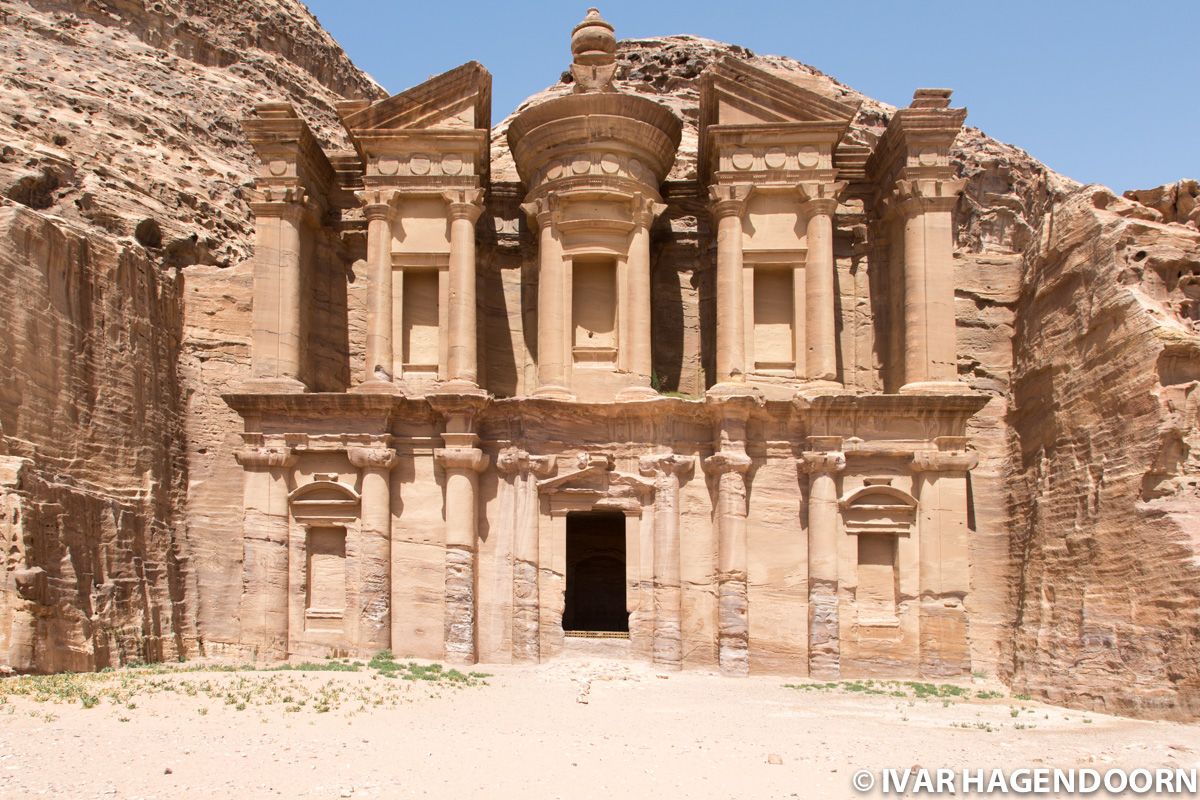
(1007, 186, 1200, 718)
(0, 0, 381, 669)
(3, 0, 1200, 721)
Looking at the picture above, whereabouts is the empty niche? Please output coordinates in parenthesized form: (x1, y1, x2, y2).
(573, 257, 617, 364)
(306, 526, 346, 622)
(403, 269, 440, 371)
(753, 268, 794, 369)
(841, 484, 916, 626)
(856, 534, 898, 622)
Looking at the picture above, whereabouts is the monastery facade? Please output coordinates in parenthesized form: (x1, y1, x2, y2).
(227, 9, 985, 677)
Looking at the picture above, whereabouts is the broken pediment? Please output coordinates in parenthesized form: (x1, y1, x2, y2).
(699, 57, 860, 130)
(337, 61, 491, 133)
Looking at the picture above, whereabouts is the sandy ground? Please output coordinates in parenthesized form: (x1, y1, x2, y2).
(2, 656, 1199, 800)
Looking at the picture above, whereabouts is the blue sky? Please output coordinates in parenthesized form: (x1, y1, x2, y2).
(305, 1, 1197, 192)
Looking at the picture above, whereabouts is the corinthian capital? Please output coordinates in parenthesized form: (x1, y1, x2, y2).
(631, 192, 668, 228)
(797, 180, 847, 215)
(519, 192, 561, 230)
(443, 188, 484, 222)
(355, 188, 400, 221)
(347, 446, 399, 471)
(911, 450, 978, 473)
(702, 450, 751, 476)
(435, 447, 490, 473)
(893, 177, 966, 215)
(496, 447, 557, 478)
(708, 183, 751, 219)
(235, 446, 296, 469)
(800, 451, 846, 474)
(639, 452, 696, 479)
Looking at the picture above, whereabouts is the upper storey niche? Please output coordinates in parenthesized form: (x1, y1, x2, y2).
(699, 58, 859, 395)
(508, 8, 682, 402)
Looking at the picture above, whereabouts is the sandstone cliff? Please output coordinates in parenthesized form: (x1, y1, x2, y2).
(4, 0, 1200, 721)
(0, 0, 381, 670)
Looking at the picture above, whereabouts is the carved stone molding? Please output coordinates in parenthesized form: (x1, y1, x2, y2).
(893, 177, 967, 216)
(631, 191, 667, 228)
(519, 192, 561, 231)
(796, 179, 847, 215)
(355, 188, 400, 221)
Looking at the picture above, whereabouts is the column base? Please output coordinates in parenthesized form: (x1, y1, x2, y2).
(615, 384, 660, 401)
(531, 384, 576, 401)
(899, 380, 967, 395)
(706, 381, 763, 401)
(237, 376, 307, 394)
(794, 380, 849, 399)
(351, 378, 404, 395)
(435, 378, 486, 397)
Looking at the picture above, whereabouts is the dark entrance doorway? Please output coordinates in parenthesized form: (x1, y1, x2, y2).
(562, 511, 628, 633)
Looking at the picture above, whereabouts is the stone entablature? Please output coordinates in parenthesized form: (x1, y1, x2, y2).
(224, 8, 985, 680)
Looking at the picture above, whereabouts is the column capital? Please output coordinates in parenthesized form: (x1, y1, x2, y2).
(234, 446, 296, 469)
(249, 185, 311, 222)
(708, 183, 751, 219)
(355, 188, 400, 221)
(347, 446, 399, 471)
(631, 192, 668, 228)
(702, 450, 751, 476)
(911, 449, 978, 473)
(496, 447, 557, 478)
(444, 188, 484, 223)
(893, 177, 966, 216)
(796, 180, 847, 215)
(800, 450, 846, 474)
(435, 447, 489, 473)
(520, 192, 561, 230)
(639, 452, 696, 480)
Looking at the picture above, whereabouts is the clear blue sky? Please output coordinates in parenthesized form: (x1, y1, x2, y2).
(305, 1, 1197, 192)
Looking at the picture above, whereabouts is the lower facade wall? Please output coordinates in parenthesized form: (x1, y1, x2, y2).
(221, 397, 981, 678)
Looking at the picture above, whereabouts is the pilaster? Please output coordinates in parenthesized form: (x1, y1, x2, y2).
(639, 452, 695, 670)
(496, 447, 556, 663)
(800, 438, 846, 679)
(347, 444, 399, 653)
(708, 183, 751, 387)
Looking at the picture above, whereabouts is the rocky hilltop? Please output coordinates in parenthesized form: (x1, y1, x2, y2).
(2, 0, 1200, 719)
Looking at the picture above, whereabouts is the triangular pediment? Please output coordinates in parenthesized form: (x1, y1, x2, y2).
(339, 61, 491, 132)
(699, 57, 859, 130)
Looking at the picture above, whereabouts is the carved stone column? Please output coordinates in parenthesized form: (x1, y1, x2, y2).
(619, 194, 667, 399)
(709, 185, 749, 385)
(357, 189, 398, 390)
(798, 181, 846, 385)
(444, 189, 484, 387)
(431, 392, 490, 664)
(347, 445, 399, 654)
(801, 440, 845, 678)
(703, 392, 757, 675)
(248, 188, 308, 392)
(523, 195, 573, 400)
(639, 453, 694, 670)
(912, 440, 978, 677)
(496, 447, 556, 663)
(895, 178, 966, 391)
(235, 443, 297, 660)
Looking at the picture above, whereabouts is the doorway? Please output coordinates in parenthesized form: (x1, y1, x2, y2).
(562, 511, 628, 633)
